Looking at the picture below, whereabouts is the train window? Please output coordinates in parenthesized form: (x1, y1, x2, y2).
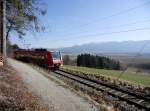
(52, 52, 60, 60)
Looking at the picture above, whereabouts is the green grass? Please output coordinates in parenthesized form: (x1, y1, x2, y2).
(62, 65, 150, 86)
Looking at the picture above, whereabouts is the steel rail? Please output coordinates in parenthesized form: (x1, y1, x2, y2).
(59, 69, 150, 101)
(53, 69, 150, 111)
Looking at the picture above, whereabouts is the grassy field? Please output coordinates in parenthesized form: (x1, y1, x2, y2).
(62, 65, 150, 86)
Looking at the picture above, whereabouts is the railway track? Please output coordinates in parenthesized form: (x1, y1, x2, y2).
(53, 69, 150, 111)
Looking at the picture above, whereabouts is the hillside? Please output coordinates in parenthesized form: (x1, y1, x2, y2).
(0, 66, 48, 111)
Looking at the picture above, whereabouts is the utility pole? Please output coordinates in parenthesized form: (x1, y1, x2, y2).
(0, 0, 3, 56)
(0, 0, 6, 64)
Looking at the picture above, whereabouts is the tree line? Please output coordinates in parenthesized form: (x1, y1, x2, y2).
(77, 54, 121, 70)
(7, 42, 20, 57)
(63, 55, 77, 65)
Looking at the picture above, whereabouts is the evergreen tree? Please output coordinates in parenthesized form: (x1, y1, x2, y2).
(76, 53, 122, 70)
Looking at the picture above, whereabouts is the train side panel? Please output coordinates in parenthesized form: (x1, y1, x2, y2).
(14, 50, 63, 69)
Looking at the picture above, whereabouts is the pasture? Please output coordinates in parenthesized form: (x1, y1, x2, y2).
(63, 65, 150, 86)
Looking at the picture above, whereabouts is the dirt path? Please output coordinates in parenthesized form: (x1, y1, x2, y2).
(8, 59, 98, 111)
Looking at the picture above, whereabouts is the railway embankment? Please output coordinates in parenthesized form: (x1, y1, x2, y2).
(8, 58, 99, 111)
(53, 69, 150, 111)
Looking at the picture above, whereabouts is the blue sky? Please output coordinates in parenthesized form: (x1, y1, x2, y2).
(10, 0, 150, 48)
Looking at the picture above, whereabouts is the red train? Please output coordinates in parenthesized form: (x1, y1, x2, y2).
(14, 49, 63, 69)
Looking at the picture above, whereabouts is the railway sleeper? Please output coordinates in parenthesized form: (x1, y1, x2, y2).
(56, 70, 150, 111)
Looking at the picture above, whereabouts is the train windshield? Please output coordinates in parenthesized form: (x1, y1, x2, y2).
(52, 52, 61, 60)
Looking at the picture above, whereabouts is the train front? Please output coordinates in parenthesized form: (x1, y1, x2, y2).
(51, 51, 63, 69)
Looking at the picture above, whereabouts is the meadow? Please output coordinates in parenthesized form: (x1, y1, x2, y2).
(63, 65, 150, 86)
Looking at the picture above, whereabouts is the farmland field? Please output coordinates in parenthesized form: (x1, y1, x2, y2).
(64, 53, 150, 73)
(62, 65, 150, 86)
(107, 54, 150, 73)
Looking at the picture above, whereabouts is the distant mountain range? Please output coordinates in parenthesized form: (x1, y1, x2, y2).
(54, 40, 150, 54)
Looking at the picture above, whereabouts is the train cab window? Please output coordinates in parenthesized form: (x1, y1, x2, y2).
(52, 52, 61, 60)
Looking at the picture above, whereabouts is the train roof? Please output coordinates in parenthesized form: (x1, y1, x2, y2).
(15, 49, 61, 53)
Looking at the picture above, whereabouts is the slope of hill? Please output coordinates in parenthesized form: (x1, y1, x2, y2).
(0, 65, 48, 111)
